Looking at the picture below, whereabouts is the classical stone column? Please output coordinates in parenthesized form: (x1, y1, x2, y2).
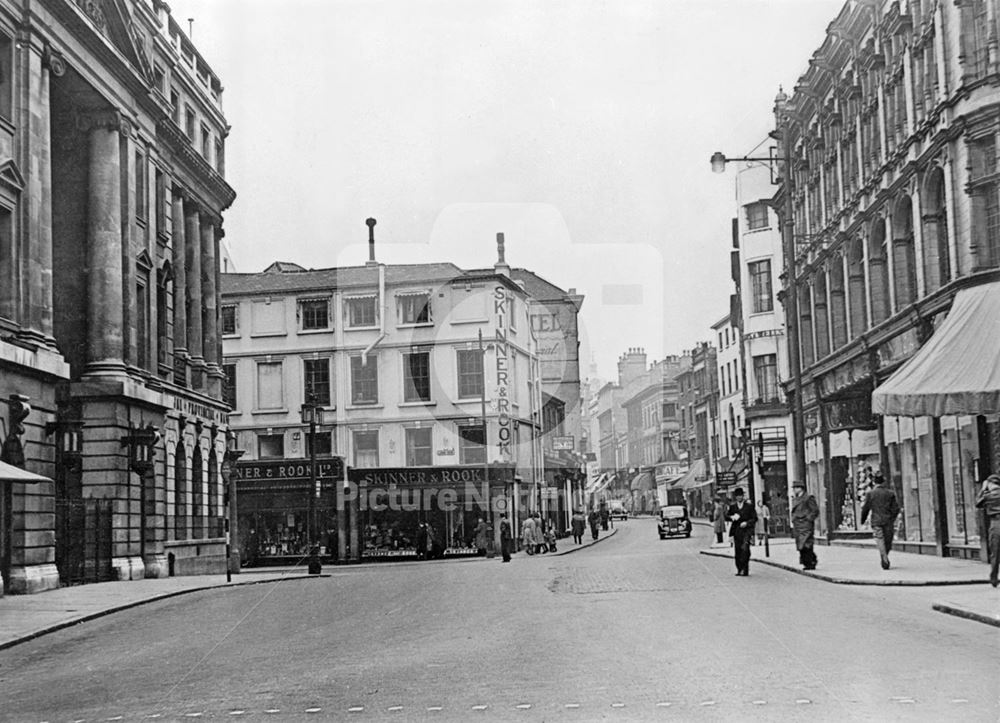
(83, 110, 127, 376)
(200, 214, 221, 398)
(185, 203, 204, 388)
(171, 190, 188, 383)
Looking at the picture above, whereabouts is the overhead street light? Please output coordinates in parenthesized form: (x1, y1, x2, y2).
(710, 87, 807, 495)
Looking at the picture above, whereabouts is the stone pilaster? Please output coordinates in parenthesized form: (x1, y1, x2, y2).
(23, 42, 58, 345)
(171, 189, 188, 384)
(82, 110, 127, 377)
(200, 214, 221, 398)
(184, 203, 204, 388)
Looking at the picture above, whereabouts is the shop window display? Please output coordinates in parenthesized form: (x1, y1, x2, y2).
(941, 416, 981, 547)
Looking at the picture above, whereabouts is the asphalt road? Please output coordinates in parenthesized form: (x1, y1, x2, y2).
(2, 519, 997, 722)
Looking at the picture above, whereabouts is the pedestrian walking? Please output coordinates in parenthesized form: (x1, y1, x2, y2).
(521, 514, 536, 555)
(544, 520, 558, 553)
(712, 498, 726, 544)
(473, 516, 488, 556)
(790, 481, 819, 570)
(860, 470, 900, 570)
(727, 488, 757, 576)
(499, 513, 513, 563)
(587, 509, 600, 540)
(415, 522, 428, 560)
(600, 504, 610, 531)
(975, 474, 1000, 587)
(755, 499, 770, 545)
(571, 510, 586, 544)
(533, 512, 546, 554)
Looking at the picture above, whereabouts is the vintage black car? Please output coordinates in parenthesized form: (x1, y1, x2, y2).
(657, 505, 692, 539)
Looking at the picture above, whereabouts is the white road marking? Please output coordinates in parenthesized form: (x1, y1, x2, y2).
(229, 712, 246, 717)
(565, 703, 580, 709)
(752, 700, 767, 705)
(472, 705, 488, 710)
(106, 718, 124, 722)
(305, 708, 323, 713)
(951, 699, 968, 704)
(700, 701, 716, 706)
(387, 706, 404, 711)
(515, 703, 531, 709)
(184, 714, 203, 718)
(610, 702, 626, 708)
(264, 710, 281, 715)
(347, 707, 364, 712)
(655, 702, 671, 707)
(426, 707, 443, 712)
(796, 699, 811, 704)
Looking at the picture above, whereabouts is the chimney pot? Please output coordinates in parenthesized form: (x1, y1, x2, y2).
(365, 217, 377, 266)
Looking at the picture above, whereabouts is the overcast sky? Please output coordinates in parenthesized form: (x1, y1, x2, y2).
(171, 0, 844, 381)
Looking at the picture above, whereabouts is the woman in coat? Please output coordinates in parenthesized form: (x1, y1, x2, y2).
(571, 510, 586, 544)
(532, 513, 546, 553)
(521, 514, 536, 555)
(473, 517, 489, 555)
(712, 499, 727, 544)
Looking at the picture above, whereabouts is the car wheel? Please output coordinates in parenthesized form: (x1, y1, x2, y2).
(659, 535, 665, 539)
(685, 532, 691, 538)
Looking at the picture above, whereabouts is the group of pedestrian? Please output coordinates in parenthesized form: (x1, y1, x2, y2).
(520, 512, 558, 555)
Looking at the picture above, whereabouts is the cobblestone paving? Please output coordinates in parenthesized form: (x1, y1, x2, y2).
(2, 520, 998, 722)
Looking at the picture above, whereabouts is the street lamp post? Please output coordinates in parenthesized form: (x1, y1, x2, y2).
(220, 432, 245, 582)
(300, 393, 325, 574)
(710, 87, 807, 490)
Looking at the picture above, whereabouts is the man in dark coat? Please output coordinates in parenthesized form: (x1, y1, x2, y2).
(499, 513, 513, 563)
(860, 471, 900, 570)
(587, 509, 600, 540)
(414, 523, 428, 560)
(790, 481, 819, 570)
(726, 488, 757, 576)
(975, 474, 1000, 587)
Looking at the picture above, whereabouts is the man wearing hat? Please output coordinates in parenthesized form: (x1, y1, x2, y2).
(860, 470, 900, 570)
(726, 487, 757, 576)
(974, 474, 1000, 587)
(790, 481, 820, 570)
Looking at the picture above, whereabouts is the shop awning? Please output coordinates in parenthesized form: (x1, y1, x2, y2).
(676, 459, 709, 490)
(586, 472, 610, 495)
(872, 281, 1000, 417)
(630, 471, 654, 491)
(0, 460, 49, 483)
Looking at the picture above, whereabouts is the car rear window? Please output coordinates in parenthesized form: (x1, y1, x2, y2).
(661, 507, 685, 518)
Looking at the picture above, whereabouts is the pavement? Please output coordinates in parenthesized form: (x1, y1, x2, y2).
(0, 526, 618, 652)
(693, 518, 1000, 628)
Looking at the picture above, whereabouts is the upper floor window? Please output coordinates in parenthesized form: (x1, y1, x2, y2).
(353, 430, 379, 467)
(223, 363, 237, 410)
(403, 350, 432, 403)
(305, 431, 332, 457)
(405, 427, 433, 466)
(298, 298, 330, 331)
(154, 168, 166, 236)
(256, 361, 284, 410)
(749, 260, 774, 313)
(456, 349, 484, 399)
(350, 355, 378, 405)
(184, 105, 195, 141)
(397, 292, 431, 325)
(135, 151, 147, 222)
(215, 139, 225, 175)
(170, 88, 180, 123)
(745, 202, 769, 230)
(303, 358, 331, 406)
(221, 304, 239, 336)
(153, 64, 166, 95)
(753, 354, 779, 403)
(345, 296, 377, 328)
(201, 125, 211, 160)
(0, 34, 12, 121)
(258, 433, 284, 459)
(459, 424, 486, 465)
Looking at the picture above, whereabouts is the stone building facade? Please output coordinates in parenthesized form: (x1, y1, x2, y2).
(780, 0, 1000, 557)
(220, 240, 544, 562)
(0, 0, 234, 594)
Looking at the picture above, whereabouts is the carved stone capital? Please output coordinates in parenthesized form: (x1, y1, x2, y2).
(76, 109, 131, 137)
(43, 47, 67, 77)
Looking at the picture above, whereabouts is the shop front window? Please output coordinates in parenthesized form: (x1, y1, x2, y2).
(941, 416, 981, 547)
(893, 416, 938, 543)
